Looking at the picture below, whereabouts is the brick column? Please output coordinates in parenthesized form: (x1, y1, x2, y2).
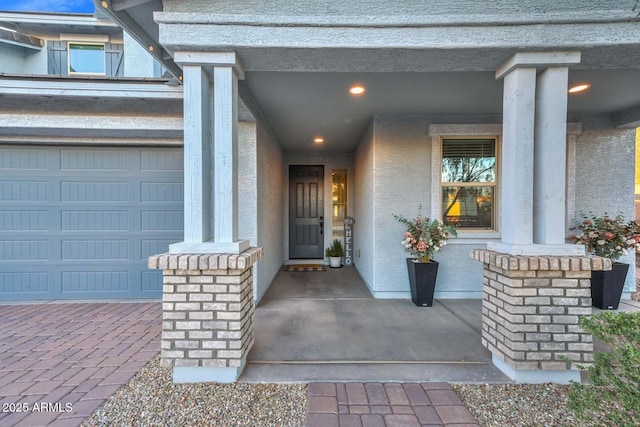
(149, 247, 262, 383)
(470, 249, 609, 384)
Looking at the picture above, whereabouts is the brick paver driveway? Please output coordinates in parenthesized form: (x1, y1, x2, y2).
(0, 303, 161, 427)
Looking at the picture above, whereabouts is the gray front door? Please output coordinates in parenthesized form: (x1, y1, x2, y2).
(289, 165, 324, 259)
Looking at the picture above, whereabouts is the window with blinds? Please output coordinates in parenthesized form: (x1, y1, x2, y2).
(441, 138, 497, 230)
(68, 43, 105, 75)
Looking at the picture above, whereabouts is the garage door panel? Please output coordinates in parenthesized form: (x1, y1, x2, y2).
(0, 240, 48, 261)
(61, 181, 129, 202)
(0, 272, 48, 293)
(141, 211, 183, 231)
(61, 210, 129, 231)
(0, 181, 48, 202)
(0, 148, 47, 170)
(141, 270, 163, 292)
(141, 150, 183, 171)
(141, 182, 183, 202)
(61, 149, 129, 171)
(61, 240, 129, 260)
(0, 210, 48, 231)
(62, 271, 129, 292)
(0, 145, 183, 301)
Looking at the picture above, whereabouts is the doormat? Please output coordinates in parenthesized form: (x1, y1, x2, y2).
(284, 264, 326, 272)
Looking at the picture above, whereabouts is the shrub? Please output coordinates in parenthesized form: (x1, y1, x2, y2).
(567, 311, 640, 426)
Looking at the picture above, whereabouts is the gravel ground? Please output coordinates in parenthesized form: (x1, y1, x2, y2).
(84, 357, 617, 427)
(82, 357, 307, 427)
(452, 383, 607, 427)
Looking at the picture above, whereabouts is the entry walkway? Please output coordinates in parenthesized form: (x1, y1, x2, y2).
(243, 267, 510, 383)
(0, 302, 161, 427)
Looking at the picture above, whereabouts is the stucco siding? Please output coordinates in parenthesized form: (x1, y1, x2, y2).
(163, 0, 629, 16)
(353, 120, 374, 292)
(0, 43, 26, 74)
(574, 126, 637, 297)
(255, 121, 284, 303)
(123, 31, 157, 78)
(372, 116, 432, 297)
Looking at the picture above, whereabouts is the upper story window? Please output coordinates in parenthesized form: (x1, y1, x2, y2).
(68, 43, 105, 75)
(441, 138, 497, 230)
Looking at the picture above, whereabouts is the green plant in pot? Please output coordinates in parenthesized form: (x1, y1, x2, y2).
(325, 239, 344, 268)
(393, 205, 457, 307)
(570, 212, 640, 309)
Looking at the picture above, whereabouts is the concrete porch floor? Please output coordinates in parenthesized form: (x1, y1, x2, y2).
(242, 266, 511, 383)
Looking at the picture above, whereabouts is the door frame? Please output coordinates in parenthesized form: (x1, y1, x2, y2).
(283, 154, 355, 263)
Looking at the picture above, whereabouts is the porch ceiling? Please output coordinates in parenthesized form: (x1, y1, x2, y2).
(243, 68, 640, 153)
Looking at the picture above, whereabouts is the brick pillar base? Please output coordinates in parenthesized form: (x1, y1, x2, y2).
(470, 249, 610, 384)
(149, 248, 262, 383)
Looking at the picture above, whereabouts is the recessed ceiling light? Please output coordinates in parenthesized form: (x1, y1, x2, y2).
(314, 137, 324, 144)
(101, 1, 108, 8)
(568, 83, 591, 94)
(349, 85, 365, 95)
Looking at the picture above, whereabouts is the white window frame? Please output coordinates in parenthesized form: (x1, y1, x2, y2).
(67, 42, 106, 76)
(428, 124, 502, 240)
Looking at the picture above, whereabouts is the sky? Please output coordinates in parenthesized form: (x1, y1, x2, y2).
(0, 0, 95, 13)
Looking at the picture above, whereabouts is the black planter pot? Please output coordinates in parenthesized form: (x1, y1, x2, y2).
(590, 262, 629, 310)
(406, 258, 439, 307)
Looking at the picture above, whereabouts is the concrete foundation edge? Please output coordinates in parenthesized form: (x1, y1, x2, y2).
(492, 355, 580, 384)
(173, 356, 248, 384)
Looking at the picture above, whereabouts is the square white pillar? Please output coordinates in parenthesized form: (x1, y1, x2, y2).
(181, 65, 212, 244)
(534, 67, 569, 245)
(170, 52, 249, 254)
(489, 51, 584, 256)
(213, 66, 239, 244)
(495, 67, 537, 246)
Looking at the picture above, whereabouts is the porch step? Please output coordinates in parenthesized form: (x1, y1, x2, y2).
(239, 361, 512, 384)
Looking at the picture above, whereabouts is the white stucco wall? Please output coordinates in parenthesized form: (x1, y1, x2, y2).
(0, 43, 26, 74)
(353, 120, 374, 292)
(23, 46, 48, 75)
(371, 115, 485, 298)
(238, 119, 285, 303)
(239, 120, 258, 247)
(255, 120, 284, 302)
(574, 125, 637, 298)
(372, 116, 432, 298)
(163, 0, 630, 16)
(123, 31, 159, 78)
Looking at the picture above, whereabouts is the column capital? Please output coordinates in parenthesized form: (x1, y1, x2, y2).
(496, 51, 581, 80)
(173, 51, 245, 79)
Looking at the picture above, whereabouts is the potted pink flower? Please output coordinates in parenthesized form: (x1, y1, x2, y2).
(393, 206, 457, 306)
(571, 212, 639, 309)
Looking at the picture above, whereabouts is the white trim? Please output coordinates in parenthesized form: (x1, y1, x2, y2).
(428, 124, 502, 235)
(60, 33, 110, 42)
(155, 10, 634, 27)
(0, 136, 182, 146)
(0, 12, 118, 28)
(495, 51, 581, 79)
(0, 78, 183, 99)
(173, 51, 245, 80)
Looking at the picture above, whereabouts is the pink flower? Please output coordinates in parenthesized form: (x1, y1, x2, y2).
(404, 232, 412, 239)
(604, 231, 615, 240)
(416, 241, 427, 252)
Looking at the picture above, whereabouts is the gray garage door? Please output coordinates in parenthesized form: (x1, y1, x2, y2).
(0, 145, 183, 301)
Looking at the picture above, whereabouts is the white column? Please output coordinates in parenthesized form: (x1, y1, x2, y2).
(182, 65, 212, 244)
(213, 66, 239, 243)
(170, 52, 249, 254)
(534, 67, 569, 245)
(499, 67, 536, 246)
(488, 51, 584, 256)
